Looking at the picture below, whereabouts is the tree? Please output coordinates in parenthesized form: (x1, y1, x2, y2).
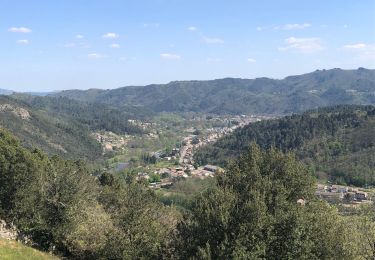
(98, 175, 180, 259)
(176, 144, 358, 259)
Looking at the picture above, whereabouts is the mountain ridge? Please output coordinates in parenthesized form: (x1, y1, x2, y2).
(50, 68, 375, 115)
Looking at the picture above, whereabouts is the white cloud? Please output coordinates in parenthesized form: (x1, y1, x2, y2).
(342, 43, 375, 61)
(102, 32, 119, 39)
(16, 39, 29, 45)
(160, 53, 181, 60)
(202, 36, 224, 44)
(247, 58, 256, 63)
(277, 23, 311, 30)
(63, 43, 75, 48)
(88, 53, 106, 59)
(76, 34, 84, 39)
(8, 27, 32, 33)
(188, 26, 197, 31)
(279, 37, 323, 53)
(256, 26, 263, 31)
(343, 43, 366, 49)
(109, 43, 120, 49)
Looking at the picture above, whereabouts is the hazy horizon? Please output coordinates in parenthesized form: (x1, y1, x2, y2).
(1, 66, 372, 93)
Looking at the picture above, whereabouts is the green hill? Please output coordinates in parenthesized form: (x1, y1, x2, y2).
(51, 68, 375, 115)
(0, 95, 146, 161)
(14, 95, 145, 135)
(0, 239, 58, 260)
(194, 105, 375, 187)
(0, 95, 102, 160)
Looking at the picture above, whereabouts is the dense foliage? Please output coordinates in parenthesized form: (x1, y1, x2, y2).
(0, 128, 179, 259)
(1, 128, 374, 259)
(194, 105, 375, 186)
(52, 68, 375, 115)
(176, 144, 374, 259)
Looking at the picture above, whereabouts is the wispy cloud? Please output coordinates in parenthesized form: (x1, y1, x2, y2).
(102, 32, 119, 39)
(8, 27, 32, 33)
(188, 26, 197, 31)
(343, 43, 375, 60)
(88, 53, 106, 59)
(16, 39, 29, 45)
(160, 53, 181, 60)
(109, 43, 120, 49)
(247, 58, 256, 63)
(202, 36, 224, 44)
(275, 23, 311, 30)
(279, 37, 323, 53)
(257, 23, 311, 31)
(75, 34, 84, 39)
(343, 43, 367, 49)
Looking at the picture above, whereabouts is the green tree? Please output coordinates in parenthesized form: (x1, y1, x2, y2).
(176, 144, 357, 259)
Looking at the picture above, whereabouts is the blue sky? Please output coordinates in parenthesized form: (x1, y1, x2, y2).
(1, 0, 374, 91)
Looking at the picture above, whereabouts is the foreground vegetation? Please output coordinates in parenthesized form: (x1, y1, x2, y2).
(1, 127, 374, 259)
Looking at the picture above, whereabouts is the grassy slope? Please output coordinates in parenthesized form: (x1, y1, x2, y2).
(0, 239, 58, 260)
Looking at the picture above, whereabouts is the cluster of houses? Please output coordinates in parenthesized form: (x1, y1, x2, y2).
(127, 119, 155, 130)
(152, 148, 180, 161)
(113, 114, 272, 189)
(144, 115, 270, 189)
(315, 184, 370, 204)
(136, 164, 222, 189)
(92, 131, 128, 152)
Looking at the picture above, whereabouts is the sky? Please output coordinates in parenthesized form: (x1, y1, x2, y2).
(1, 0, 374, 92)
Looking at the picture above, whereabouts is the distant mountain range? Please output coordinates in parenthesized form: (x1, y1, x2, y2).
(0, 89, 13, 95)
(0, 88, 56, 96)
(51, 68, 375, 115)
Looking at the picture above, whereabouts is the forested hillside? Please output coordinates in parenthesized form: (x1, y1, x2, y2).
(51, 68, 375, 115)
(14, 95, 144, 135)
(0, 128, 179, 259)
(194, 105, 375, 186)
(0, 96, 102, 160)
(0, 95, 143, 160)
